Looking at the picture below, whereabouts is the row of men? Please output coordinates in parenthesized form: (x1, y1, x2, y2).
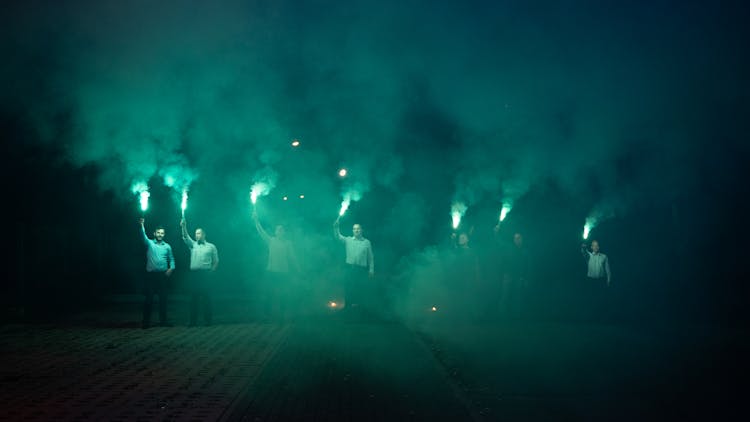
(137, 211, 375, 328)
(138, 215, 610, 327)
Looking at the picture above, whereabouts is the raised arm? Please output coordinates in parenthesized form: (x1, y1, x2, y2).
(333, 218, 345, 242)
(181, 219, 195, 248)
(581, 243, 591, 261)
(139, 218, 150, 246)
(252, 209, 271, 243)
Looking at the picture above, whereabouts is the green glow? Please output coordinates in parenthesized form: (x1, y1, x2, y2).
(451, 202, 467, 229)
(338, 189, 362, 217)
(499, 203, 512, 222)
(131, 181, 150, 212)
(339, 198, 350, 216)
(250, 182, 270, 204)
(583, 216, 597, 239)
(181, 190, 188, 216)
(338, 168, 347, 177)
(139, 190, 150, 212)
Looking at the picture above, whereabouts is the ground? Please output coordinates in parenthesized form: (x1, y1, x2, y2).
(0, 297, 746, 421)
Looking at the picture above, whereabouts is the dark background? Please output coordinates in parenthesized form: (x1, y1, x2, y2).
(1, 0, 748, 324)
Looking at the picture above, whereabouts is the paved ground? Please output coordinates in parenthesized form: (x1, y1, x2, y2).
(1, 299, 746, 421)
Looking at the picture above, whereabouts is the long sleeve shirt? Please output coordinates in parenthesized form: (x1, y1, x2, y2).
(141, 227, 175, 273)
(582, 249, 611, 283)
(266, 237, 296, 273)
(183, 235, 219, 271)
(335, 231, 374, 273)
(254, 218, 297, 274)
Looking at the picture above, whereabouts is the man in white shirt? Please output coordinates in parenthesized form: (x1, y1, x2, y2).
(139, 218, 175, 329)
(253, 209, 299, 321)
(333, 219, 374, 315)
(580, 240, 612, 321)
(581, 240, 611, 286)
(181, 219, 219, 326)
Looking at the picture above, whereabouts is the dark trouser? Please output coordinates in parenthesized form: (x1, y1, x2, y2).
(189, 270, 213, 326)
(582, 277, 609, 322)
(143, 271, 168, 326)
(345, 264, 374, 313)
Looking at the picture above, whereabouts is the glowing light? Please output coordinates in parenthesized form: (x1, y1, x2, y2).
(431, 306, 438, 312)
(283, 196, 288, 201)
(583, 216, 597, 240)
(499, 203, 512, 222)
(181, 190, 188, 217)
(250, 182, 270, 205)
(329, 301, 338, 308)
(139, 191, 150, 212)
(299, 194, 305, 199)
(291, 139, 300, 147)
(451, 202, 467, 229)
(339, 197, 351, 216)
(338, 168, 347, 177)
(131, 181, 151, 212)
(339, 189, 362, 217)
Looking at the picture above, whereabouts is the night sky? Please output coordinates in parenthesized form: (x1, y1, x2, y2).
(1, 0, 748, 321)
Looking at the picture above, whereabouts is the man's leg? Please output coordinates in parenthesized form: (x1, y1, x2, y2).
(156, 275, 168, 325)
(189, 276, 199, 327)
(201, 271, 212, 326)
(142, 273, 154, 328)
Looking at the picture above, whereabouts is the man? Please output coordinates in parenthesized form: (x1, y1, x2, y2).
(581, 240, 611, 286)
(333, 219, 374, 315)
(181, 219, 219, 326)
(581, 240, 612, 321)
(252, 209, 299, 321)
(139, 218, 175, 328)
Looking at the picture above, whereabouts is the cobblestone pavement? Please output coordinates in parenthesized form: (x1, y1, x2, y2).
(0, 323, 289, 421)
(0, 312, 475, 422)
(2, 305, 746, 421)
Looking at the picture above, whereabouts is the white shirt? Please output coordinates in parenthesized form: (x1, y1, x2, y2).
(339, 236, 374, 272)
(583, 250, 611, 283)
(183, 236, 219, 271)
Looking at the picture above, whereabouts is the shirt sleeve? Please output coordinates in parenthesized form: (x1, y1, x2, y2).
(367, 241, 375, 273)
(140, 226, 151, 246)
(334, 225, 345, 242)
(605, 256, 611, 284)
(255, 219, 271, 244)
(183, 233, 195, 249)
(212, 244, 219, 267)
(167, 245, 176, 270)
